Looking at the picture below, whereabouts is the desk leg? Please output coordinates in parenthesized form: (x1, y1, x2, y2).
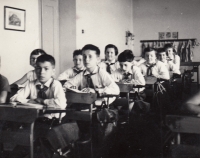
(176, 133, 181, 145)
(127, 93, 130, 123)
(30, 122, 35, 158)
(197, 66, 199, 88)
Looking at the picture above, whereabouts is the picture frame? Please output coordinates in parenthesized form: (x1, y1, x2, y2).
(172, 32, 178, 39)
(4, 6, 26, 32)
(158, 32, 179, 40)
(159, 32, 165, 40)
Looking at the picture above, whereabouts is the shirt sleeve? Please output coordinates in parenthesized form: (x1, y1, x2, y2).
(57, 69, 71, 81)
(44, 81, 67, 109)
(10, 82, 32, 103)
(131, 66, 145, 85)
(169, 61, 181, 74)
(63, 73, 82, 89)
(0, 76, 10, 92)
(139, 64, 146, 76)
(100, 71, 120, 95)
(154, 62, 170, 80)
(110, 70, 121, 82)
(174, 55, 180, 69)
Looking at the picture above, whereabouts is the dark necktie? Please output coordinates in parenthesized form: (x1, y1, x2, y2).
(36, 85, 48, 99)
(85, 73, 96, 89)
(123, 73, 132, 79)
(146, 63, 156, 76)
(74, 69, 83, 75)
(106, 63, 115, 74)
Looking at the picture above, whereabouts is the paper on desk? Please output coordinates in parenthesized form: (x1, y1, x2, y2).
(67, 88, 87, 93)
(11, 102, 43, 109)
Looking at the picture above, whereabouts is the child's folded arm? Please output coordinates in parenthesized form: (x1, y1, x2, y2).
(131, 67, 145, 85)
(57, 69, 70, 81)
(10, 83, 32, 103)
(63, 74, 81, 89)
(152, 65, 170, 80)
(44, 83, 67, 109)
(103, 82, 120, 95)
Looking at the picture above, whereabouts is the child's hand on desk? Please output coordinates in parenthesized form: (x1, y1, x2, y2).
(81, 88, 96, 93)
(121, 79, 132, 83)
(34, 98, 44, 104)
(27, 99, 38, 104)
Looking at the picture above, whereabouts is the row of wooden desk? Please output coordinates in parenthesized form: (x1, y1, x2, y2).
(1, 80, 166, 158)
(0, 92, 98, 158)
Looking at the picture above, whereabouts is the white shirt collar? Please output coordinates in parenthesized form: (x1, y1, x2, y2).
(35, 78, 53, 88)
(73, 66, 85, 71)
(84, 66, 99, 76)
(105, 59, 116, 64)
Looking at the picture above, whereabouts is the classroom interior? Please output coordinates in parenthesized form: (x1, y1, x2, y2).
(1, 0, 200, 157)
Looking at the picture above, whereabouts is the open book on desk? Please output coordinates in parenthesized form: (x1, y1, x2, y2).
(9, 102, 44, 109)
(66, 87, 87, 93)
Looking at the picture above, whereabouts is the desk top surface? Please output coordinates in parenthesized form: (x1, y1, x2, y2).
(166, 115, 200, 134)
(180, 62, 200, 66)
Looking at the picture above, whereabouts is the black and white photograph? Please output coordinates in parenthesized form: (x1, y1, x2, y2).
(0, 0, 200, 158)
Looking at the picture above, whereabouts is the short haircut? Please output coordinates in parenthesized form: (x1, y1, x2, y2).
(118, 50, 134, 62)
(73, 49, 82, 57)
(82, 44, 100, 56)
(105, 44, 118, 55)
(30, 49, 46, 65)
(164, 43, 177, 55)
(30, 49, 46, 57)
(157, 48, 166, 56)
(36, 54, 55, 67)
(143, 47, 157, 57)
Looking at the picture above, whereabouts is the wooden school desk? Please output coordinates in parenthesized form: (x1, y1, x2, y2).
(166, 115, 200, 157)
(116, 83, 144, 122)
(166, 115, 200, 144)
(0, 104, 66, 158)
(65, 92, 118, 158)
(180, 62, 200, 88)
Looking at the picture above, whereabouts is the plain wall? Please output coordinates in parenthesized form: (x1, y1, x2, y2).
(132, 0, 200, 59)
(0, 0, 40, 83)
(76, 0, 133, 59)
(59, 0, 76, 73)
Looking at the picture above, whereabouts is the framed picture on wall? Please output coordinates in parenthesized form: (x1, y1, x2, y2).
(172, 32, 178, 39)
(4, 6, 26, 31)
(159, 32, 165, 40)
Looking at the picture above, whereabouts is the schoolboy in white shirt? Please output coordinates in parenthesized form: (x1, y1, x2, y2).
(10, 54, 66, 115)
(98, 44, 120, 74)
(111, 50, 145, 87)
(164, 43, 180, 69)
(139, 48, 170, 80)
(57, 50, 85, 81)
(63, 44, 120, 104)
(157, 48, 181, 77)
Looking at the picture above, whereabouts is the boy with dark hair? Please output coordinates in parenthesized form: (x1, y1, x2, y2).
(9, 54, 68, 157)
(11, 54, 66, 111)
(157, 48, 180, 76)
(139, 47, 170, 80)
(63, 44, 119, 104)
(0, 57, 10, 103)
(111, 50, 145, 86)
(164, 43, 180, 69)
(98, 44, 120, 74)
(57, 49, 85, 81)
(13, 49, 47, 86)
